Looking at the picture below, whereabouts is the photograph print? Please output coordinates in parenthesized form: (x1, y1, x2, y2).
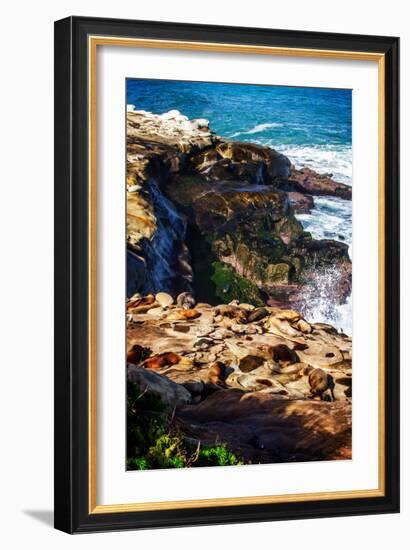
(125, 79, 353, 471)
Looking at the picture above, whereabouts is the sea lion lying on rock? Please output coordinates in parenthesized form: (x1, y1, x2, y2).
(247, 307, 269, 323)
(176, 292, 196, 309)
(214, 304, 248, 324)
(270, 344, 298, 365)
(127, 344, 151, 365)
(165, 308, 201, 321)
(207, 361, 226, 385)
(141, 352, 182, 370)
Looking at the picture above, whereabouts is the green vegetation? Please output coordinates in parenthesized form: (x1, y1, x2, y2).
(211, 261, 264, 306)
(127, 382, 243, 470)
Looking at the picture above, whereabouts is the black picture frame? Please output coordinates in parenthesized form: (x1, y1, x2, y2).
(54, 16, 400, 533)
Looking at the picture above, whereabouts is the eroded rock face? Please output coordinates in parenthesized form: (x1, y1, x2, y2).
(126, 110, 217, 296)
(276, 167, 352, 200)
(126, 109, 351, 307)
(127, 297, 352, 463)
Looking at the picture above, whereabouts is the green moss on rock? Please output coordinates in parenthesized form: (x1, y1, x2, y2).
(211, 261, 264, 306)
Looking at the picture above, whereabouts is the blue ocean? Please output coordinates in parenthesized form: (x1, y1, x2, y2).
(127, 79, 352, 332)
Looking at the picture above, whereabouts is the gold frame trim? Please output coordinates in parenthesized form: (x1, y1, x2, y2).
(88, 35, 386, 514)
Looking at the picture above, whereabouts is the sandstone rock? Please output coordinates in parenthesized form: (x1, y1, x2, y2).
(146, 306, 165, 316)
(177, 389, 352, 463)
(155, 292, 174, 308)
(127, 364, 191, 407)
(127, 298, 352, 464)
(126, 110, 351, 308)
(216, 141, 291, 178)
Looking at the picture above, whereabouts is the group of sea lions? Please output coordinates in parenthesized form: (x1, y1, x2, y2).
(127, 292, 339, 402)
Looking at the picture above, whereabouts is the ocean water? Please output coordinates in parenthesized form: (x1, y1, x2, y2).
(127, 79, 352, 332)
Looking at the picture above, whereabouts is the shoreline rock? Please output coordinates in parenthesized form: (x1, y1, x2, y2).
(126, 109, 351, 312)
(127, 296, 352, 463)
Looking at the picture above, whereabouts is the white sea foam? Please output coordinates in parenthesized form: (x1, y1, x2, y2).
(295, 196, 352, 335)
(297, 196, 352, 246)
(298, 266, 352, 336)
(230, 122, 283, 138)
(274, 143, 352, 185)
(269, 143, 353, 335)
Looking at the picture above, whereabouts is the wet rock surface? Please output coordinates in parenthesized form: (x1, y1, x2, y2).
(276, 167, 352, 200)
(126, 110, 351, 305)
(127, 296, 352, 463)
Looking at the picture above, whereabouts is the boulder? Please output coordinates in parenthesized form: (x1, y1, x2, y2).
(276, 167, 352, 200)
(216, 141, 291, 178)
(155, 292, 174, 308)
(127, 364, 191, 407)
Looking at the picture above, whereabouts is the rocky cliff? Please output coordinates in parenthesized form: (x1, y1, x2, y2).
(126, 108, 352, 308)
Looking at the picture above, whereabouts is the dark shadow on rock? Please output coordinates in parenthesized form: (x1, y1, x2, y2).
(23, 510, 54, 527)
(177, 389, 352, 464)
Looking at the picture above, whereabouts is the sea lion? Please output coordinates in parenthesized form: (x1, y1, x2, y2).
(207, 361, 226, 385)
(182, 309, 201, 319)
(126, 344, 151, 365)
(176, 292, 196, 310)
(270, 344, 298, 364)
(141, 352, 182, 370)
(165, 308, 201, 321)
(215, 304, 248, 324)
(308, 367, 335, 401)
(247, 307, 269, 323)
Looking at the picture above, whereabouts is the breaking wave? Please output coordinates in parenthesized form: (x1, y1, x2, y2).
(298, 266, 352, 336)
(230, 122, 283, 138)
(274, 143, 352, 186)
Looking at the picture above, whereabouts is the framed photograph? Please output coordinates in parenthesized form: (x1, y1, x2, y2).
(54, 16, 400, 533)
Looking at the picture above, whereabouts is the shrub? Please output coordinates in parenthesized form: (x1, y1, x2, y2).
(127, 382, 243, 470)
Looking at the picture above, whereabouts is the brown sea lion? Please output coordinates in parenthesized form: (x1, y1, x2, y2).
(270, 344, 298, 364)
(308, 367, 335, 401)
(215, 304, 248, 324)
(182, 309, 201, 319)
(126, 344, 151, 365)
(141, 352, 182, 370)
(247, 307, 269, 323)
(207, 361, 226, 385)
(165, 308, 201, 321)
